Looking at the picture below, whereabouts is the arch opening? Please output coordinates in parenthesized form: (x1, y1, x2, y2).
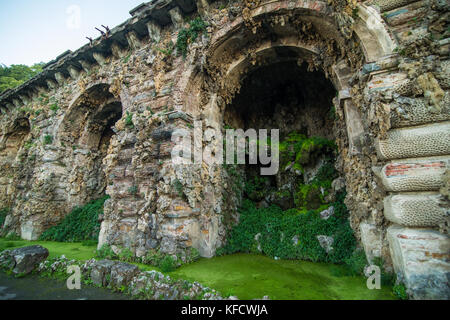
(1, 118, 31, 162)
(224, 59, 338, 212)
(181, 7, 372, 259)
(61, 84, 123, 202)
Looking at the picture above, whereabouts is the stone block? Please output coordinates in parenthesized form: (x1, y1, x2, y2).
(387, 225, 450, 300)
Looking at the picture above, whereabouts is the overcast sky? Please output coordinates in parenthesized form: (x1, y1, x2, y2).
(0, 0, 144, 66)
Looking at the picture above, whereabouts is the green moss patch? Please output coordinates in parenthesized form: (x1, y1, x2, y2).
(173, 254, 396, 300)
(0, 239, 97, 261)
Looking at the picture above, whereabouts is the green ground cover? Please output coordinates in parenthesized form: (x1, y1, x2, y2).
(0, 239, 396, 300)
(172, 253, 396, 300)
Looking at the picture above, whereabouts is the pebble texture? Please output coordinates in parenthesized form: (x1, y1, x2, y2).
(368, 0, 418, 12)
(384, 193, 448, 227)
(390, 94, 450, 129)
(376, 122, 450, 160)
(376, 157, 449, 192)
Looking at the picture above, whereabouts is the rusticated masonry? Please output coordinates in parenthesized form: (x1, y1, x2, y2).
(0, 0, 449, 299)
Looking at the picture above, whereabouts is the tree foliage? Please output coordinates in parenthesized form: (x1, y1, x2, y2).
(0, 63, 45, 94)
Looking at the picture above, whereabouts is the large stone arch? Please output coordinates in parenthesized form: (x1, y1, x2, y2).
(169, 2, 449, 300)
(171, 0, 396, 259)
(176, 0, 396, 152)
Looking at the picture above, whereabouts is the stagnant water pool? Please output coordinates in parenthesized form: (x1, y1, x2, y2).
(0, 273, 128, 300)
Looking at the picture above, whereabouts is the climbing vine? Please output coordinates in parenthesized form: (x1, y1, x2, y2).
(39, 196, 109, 242)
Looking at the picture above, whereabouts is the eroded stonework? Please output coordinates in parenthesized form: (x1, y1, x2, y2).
(0, 0, 449, 299)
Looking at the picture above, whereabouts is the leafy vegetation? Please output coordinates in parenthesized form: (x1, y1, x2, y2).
(172, 179, 185, 199)
(49, 103, 60, 115)
(220, 132, 356, 265)
(96, 244, 117, 260)
(0, 208, 9, 229)
(393, 283, 409, 300)
(159, 255, 177, 272)
(279, 133, 336, 174)
(125, 111, 134, 129)
(39, 196, 109, 242)
(176, 18, 207, 58)
(0, 63, 45, 94)
(221, 193, 356, 264)
(43, 135, 53, 145)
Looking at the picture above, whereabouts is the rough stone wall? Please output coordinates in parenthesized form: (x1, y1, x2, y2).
(0, 0, 448, 299)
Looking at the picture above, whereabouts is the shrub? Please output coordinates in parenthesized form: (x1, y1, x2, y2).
(118, 247, 134, 263)
(244, 176, 270, 201)
(393, 283, 409, 300)
(141, 249, 164, 266)
(215, 247, 226, 257)
(4, 233, 21, 241)
(159, 255, 177, 273)
(343, 249, 368, 276)
(96, 244, 117, 260)
(0, 208, 9, 228)
(39, 196, 109, 242)
(176, 18, 207, 58)
(43, 135, 53, 145)
(172, 179, 184, 198)
(125, 112, 134, 129)
(188, 247, 201, 263)
(49, 103, 60, 114)
(222, 194, 356, 264)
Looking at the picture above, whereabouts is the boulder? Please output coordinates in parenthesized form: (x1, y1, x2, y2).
(90, 260, 116, 287)
(320, 206, 335, 220)
(6, 246, 49, 275)
(0, 250, 15, 270)
(110, 262, 140, 288)
(317, 235, 334, 254)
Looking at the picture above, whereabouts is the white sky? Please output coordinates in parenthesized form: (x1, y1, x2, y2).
(0, 0, 144, 66)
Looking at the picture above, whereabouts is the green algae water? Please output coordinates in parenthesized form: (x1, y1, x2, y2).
(1, 240, 396, 300)
(0, 273, 128, 300)
(173, 254, 396, 300)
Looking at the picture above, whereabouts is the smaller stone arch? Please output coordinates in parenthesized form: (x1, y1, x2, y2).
(0, 117, 31, 162)
(0, 117, 31, 221)
(58, 83, 123, 150)
(58, 83, 124, 206)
